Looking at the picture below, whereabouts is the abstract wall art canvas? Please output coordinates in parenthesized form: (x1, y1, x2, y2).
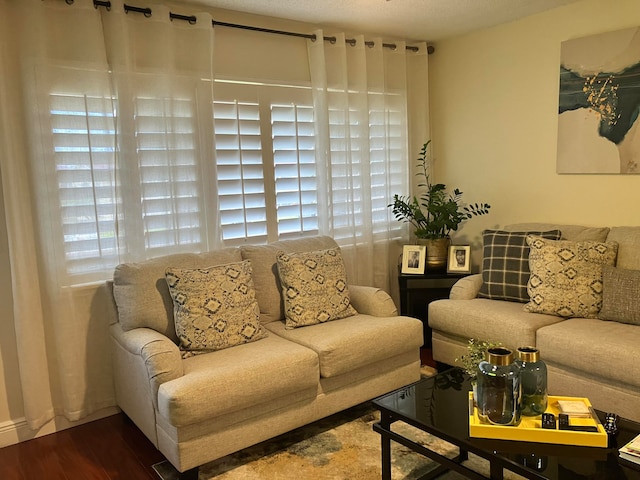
(557, 27, 640, 174)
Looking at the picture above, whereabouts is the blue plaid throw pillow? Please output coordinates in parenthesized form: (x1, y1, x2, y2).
(477, 230, 562, 303)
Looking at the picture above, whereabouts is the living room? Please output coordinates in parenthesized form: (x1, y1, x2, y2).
(1, 0, 639, 477)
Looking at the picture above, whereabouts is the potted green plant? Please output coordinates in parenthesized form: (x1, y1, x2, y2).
(389, 140, 491, 268)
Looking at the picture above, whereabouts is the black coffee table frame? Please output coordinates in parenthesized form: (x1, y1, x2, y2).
(374, 408, 514, 480)
(372, 368, 640, 480)
(375, 411, 483, 479)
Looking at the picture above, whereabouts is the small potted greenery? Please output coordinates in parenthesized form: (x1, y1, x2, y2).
(456, 338, 504, 408)
(455, 338, 503, 380)
(456, 338, 503, 405)
(388, 140, 491, 268)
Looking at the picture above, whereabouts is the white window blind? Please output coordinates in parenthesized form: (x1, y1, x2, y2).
(135, 96, 202, 253)
(50, 93, 120, 276)
(327, 102, 360, 237)
(213, 98, 267, 243)
(322, 91, 406, 241)
(48, 79, 404, 282)
(370, 94, 406, 236)
(49, 88, 210, 282)
(213, 81, 319, 243)
(271, 103, 318, 237)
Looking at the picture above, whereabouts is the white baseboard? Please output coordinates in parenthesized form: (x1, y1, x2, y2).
(0, 406, 120, 448)
(0, 417, 28, 448)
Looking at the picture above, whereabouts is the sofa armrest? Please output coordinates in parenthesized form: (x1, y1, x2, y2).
(110, 324, 183, 407)
(349, 285, 398, 317)
(450, 274, 483, 300)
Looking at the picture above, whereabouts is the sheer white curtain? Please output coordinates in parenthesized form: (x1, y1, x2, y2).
(0, 0, 426, 431)
(307, 31, 430, 294)
(1, 0, 114, 431)
(102, 2, 219, 262)
(0, 0, 216, 429)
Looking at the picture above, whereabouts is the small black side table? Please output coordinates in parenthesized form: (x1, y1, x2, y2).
(398, 271, 469, 347)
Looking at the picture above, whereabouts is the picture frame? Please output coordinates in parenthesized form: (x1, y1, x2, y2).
(447, 245, 471, 274)
(401, 245, 426, 274)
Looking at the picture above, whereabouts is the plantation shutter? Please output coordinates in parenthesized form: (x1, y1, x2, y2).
(271, 103, 318, 237)
(135, 96, 204, 254)
(213, 98, 268, 243)
(50, 92, 120, 277)
(213, 81, 319, 243)
(370, 94, 405, 237)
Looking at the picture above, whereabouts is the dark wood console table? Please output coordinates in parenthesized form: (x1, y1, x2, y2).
(398, 271, 469, 347)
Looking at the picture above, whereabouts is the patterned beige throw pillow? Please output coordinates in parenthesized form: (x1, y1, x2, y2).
(524, 236, 618, 318)
(165, 260, 267, 352)
(276, 248, 357, 329)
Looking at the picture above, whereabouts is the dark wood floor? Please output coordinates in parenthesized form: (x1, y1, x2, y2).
(0, 348, 436, 480)
(421, 346, 436, 368)
(0, 412, 165, 480)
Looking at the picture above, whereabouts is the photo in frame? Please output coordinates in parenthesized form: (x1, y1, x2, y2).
(447, 245, 471, 273)
(401, 245, 426, 274)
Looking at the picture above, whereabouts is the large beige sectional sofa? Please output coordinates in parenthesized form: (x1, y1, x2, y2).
(109, 235, 422, 477)
(429, 223, 640, 423)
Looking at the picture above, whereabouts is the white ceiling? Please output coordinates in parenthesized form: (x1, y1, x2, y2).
(178, 0, 584, 42)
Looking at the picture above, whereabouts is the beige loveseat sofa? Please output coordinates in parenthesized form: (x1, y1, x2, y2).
(109, 235, 422, 477)
(429, 223, 640, 423)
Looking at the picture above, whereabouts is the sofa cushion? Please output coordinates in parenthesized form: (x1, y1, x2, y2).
(428, 298, 564, 350)
(599, 266, 640, 325)
(477, 229, 561, 303)
(156, 334, 319, 427)
(240, 236, 340, 323)
(537, 318, 640, 389)
(113, 248, 242, 341)
(165, 261, 267, 352)
(276, 248, 357, 329)
(524, 237, 618, 318)
(505, 223, 610, 242)
(265, 314, 423, 378)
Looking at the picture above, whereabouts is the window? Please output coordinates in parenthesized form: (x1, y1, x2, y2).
(369, 95, 406, 236)
(47, 78, 404, 282)
(135, 96, 203, 253)
(272, 103, 318, 237)
(50, 93, 119, 276)
(213, 81, 320, 244)
(213, 99, 267, 243)
(323, 91, 407, 241)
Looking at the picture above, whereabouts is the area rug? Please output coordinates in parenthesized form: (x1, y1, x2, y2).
(153, 367, 524, 479)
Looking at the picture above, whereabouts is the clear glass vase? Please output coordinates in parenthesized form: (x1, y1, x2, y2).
(516, 346, 548, 416)
(477, 347, 522, 426)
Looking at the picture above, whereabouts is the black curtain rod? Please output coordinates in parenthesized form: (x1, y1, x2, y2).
(88, 1, 434, 54)
(210, 20, 431, 54)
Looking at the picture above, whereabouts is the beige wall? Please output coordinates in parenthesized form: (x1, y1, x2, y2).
(1, 0, 639, 440)
(429, 0, 640, 266)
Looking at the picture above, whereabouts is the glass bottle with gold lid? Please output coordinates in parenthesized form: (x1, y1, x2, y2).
(476, 346, 522, 426)
(516, 346, 548, 416)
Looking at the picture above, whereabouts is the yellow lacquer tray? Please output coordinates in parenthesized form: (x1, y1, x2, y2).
(468, 394, 608, 447)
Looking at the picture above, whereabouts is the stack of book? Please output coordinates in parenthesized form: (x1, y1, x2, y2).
(619, 433, 640, 465)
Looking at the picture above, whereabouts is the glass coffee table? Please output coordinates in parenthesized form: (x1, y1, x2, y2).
(372, 368, 640, 480)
